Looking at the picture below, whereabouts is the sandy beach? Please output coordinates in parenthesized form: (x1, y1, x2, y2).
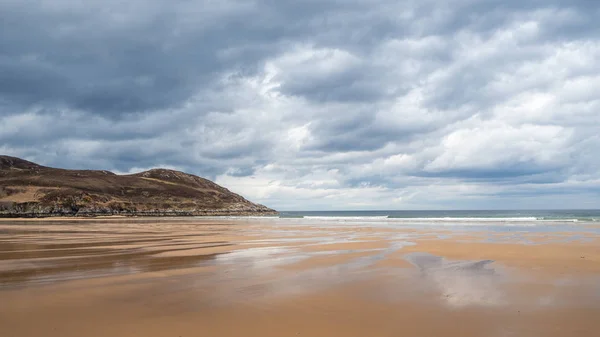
(2, 218, 600, 336)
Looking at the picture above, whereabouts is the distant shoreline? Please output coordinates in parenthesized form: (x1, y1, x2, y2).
(0, 210, 278, 219)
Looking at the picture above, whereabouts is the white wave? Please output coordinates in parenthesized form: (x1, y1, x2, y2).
(537, 217, 579, 222)
(303, 216, 390, 220)
(301, 216, 542, 222)
(389, 217, 539, 222)
(197, 215, 583, 223)
(306, 216, 586, 222)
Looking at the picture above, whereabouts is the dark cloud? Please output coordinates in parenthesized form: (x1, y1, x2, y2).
(417, 166, 563, 180)
(278, 70, 386, 103)
(0, 1, 284, 118)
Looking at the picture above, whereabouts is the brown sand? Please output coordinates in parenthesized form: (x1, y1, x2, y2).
(1, 219, 600, 336)
(400, 238, 600, 274)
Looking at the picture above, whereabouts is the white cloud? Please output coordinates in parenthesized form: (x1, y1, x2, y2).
(424, 122, 572, 173)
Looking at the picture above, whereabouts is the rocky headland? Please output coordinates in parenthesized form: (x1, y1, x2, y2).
(0, 156, 276, 217)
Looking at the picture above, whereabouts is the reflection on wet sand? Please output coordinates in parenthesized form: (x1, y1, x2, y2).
(1, 219, 600, 336)
(405, 252, 503, 307)
(0, 228, 232, 286)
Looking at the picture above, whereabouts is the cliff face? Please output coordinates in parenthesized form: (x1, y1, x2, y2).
(0, 156, 276, 217)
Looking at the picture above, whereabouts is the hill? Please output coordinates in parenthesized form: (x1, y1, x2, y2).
(0, 156, 276, 217)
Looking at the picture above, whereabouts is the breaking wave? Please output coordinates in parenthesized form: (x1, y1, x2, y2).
(203, 215, 589, 223)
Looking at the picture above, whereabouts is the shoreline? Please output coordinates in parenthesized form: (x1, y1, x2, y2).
(0, 211, 279, 220)
(2, 218, 600, 277)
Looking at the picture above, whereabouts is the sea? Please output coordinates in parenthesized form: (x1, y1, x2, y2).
(203, 210, 600, 233)
(276, 209, 600, 222)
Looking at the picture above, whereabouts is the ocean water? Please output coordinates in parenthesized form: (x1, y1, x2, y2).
(203, 210, 600, 234)
(277, 210, 600, 222)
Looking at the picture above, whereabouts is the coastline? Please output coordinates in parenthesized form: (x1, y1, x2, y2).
(0, 210, 278, 219)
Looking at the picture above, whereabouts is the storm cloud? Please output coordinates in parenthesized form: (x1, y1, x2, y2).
(2, 0, 600, 209)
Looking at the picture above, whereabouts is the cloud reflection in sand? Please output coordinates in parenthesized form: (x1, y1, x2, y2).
(405, 252, 505, 307)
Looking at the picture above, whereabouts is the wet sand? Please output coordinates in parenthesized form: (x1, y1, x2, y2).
(1, 218, 600, 336)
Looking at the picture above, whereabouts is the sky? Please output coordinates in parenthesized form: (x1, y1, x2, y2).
(1, 0, 600, 210)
